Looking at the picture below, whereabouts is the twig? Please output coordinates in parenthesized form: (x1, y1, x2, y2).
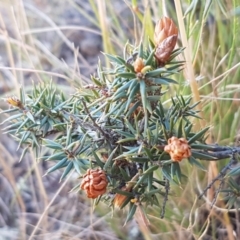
(161, 178, 170, 218)
(198, 147, 240, 160)
(62, 110, 98, 131)
(82, 100, 108, 138)
(210, 177, 225, 209)
(199, 149, 238, 199)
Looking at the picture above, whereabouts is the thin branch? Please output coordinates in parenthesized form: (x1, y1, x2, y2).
(198, 150, 238, 199)
(197, 147, 240, 160)
(161, 178, 170, 219)
(82, 100, 108, 138)
(211, 178, 225, 209)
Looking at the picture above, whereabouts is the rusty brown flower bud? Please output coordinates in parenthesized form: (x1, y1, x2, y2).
(113, 185, 132, 208)
(134, 57, 145, 73)
(154, 17, 178, 46)
(80, 169, 108, 199)
(164, 136, 191, 162)
(113, 173, 140, 208)
(155, 35, 178, 63)
(6, 97, 24, 109)
(154, 17, 178, 64)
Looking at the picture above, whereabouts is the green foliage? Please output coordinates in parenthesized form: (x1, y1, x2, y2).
(1, 38, 222, 223)
(1, 0, 239, 238)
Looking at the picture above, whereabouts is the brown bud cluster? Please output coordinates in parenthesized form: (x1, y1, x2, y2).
(164, 137, 191, 162)
(80, 169, 108, 199)
(154, 17, 178, 64)
(134, 57, 145, 73)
